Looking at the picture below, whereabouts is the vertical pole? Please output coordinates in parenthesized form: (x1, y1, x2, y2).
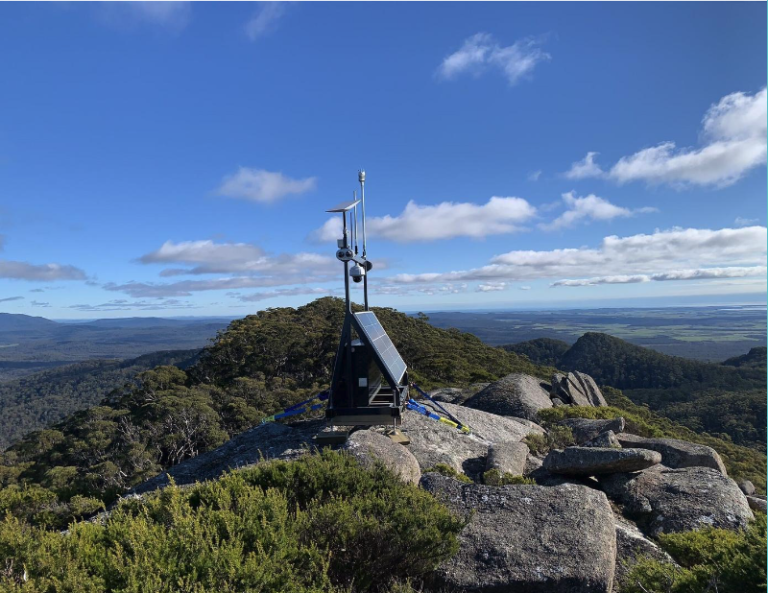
(352, 191, 358, 255)
(359, 170, 369, 311)
(342, 211, 351, 313)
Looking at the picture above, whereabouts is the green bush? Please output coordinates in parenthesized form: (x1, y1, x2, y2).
(482, 469, 535, 486)
(524, 426, 575, 455)
(622, 514, 767, 593)
(423, 464, 473, 484)
(0, 451, 464, 593)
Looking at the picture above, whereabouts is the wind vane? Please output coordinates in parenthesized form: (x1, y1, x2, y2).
(318, 170, 409, 443)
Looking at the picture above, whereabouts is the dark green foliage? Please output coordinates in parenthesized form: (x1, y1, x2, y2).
(622, 514, 766, 593)
(482, 470, 535, 486)
(503, 338, 571, 367)
(0, 298, 546, 528)
(523, 425, 575, 456)
(0, 451, 463, 593)
(515, 332, 766, 450)
(538, 388, 767, 492)
(0, 349, 200, 450)
(723, 347, 767, 369)
(423, 464, 473, 484)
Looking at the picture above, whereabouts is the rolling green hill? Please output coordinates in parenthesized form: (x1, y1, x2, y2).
(0, 349, 201, 450)
(506, 333, 766, 450)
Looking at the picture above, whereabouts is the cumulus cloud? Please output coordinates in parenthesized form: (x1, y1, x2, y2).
(69, 299, 200, 312)
(0, 260, 87, 281)
(313, 196, 536, 243)
(238, 287, 331, 302)
(564, 152, 603, 180)
(477, 282, 508, 292)
(216, 168, 317, 203)
(0, 296, 23, 303)
(566, 88, 767, 187)
(245, 2, 287, 40)
(139, 240, 336, 277)
(437, 33, 550, 85)
(540, 191, 656, 231)
(386, 226, 767, 287)
(551, 266, 766, 287)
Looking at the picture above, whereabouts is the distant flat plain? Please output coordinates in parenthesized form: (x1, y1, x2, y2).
(423, 305, 767, 361)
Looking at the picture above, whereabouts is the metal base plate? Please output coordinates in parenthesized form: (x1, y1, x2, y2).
(314, 430, 349, 445)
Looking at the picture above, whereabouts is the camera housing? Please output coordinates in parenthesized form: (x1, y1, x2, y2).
(350, 264, 366, 283)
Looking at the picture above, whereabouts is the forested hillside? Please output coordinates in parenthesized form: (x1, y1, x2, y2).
(0, 298, 550, 527)
(505, 333, 766, 450)
(0, 349, 201, 450)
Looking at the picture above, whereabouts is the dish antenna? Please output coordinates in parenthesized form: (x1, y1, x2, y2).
(319, 171, 409, 443)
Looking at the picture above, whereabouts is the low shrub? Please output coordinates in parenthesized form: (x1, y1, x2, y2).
(0, 450, 464, 593)
(622, 513, 767, 593)
(482, 469, 535, 486)
(524, 426, 575, 455)
(423, 464, 473, 484)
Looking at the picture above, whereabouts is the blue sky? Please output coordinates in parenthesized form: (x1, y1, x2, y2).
(0, 1, 765, 318)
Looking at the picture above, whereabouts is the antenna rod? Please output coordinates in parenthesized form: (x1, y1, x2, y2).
(359, 169, 367, 258)
(352, 190, 358, 254)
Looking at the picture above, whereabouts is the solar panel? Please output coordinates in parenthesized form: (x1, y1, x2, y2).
(354, 311, 407, 384)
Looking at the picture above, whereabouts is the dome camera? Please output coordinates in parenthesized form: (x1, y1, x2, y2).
(350, 264, 366, 283)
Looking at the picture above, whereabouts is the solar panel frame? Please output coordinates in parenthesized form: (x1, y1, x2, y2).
(353, 311, 407, 385)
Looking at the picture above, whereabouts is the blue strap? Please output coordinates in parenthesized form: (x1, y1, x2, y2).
(410, 383, 467, 431)
(262, 391, 328, 423)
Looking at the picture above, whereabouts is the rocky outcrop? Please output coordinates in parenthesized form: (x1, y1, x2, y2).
(747, 495, 767, 513)
(614, 516, 676, 584)
(394, 400, 544, 479)
(464, 373, 553, 421)
(132, 421, 317, 495)
(421, 474, 617, 593)
(616, 434, 727, 475)
(551, 372, 607, 407)
(485, 442, 529, 477)
(429, 383, 488, 405)
(584, 430, 621, 448)
(558, 417, 625, 444)
(544, 447, 661, 476)
(599, 466, 753, 536)
(738, 480, 756, 496)
(343, 430, 421, 485)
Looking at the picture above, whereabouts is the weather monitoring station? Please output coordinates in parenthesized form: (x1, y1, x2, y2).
(321, 171, 410, 442)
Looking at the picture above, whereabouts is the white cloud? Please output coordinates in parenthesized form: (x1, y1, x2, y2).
(99, 2, 191, 30)
(245, 2, 287, 40)
(0, 296, 23, 303)
(216, 168, 317, 203)
(519, 286, 531, 291)
(437, 33, 550, 86)
(386, 226, 767, 287)
(238, 287, 331, 302)
(540, 191, 656, 231)
(564, 152, 603, 180)
(735, 216, 760, 227)
(528, 170, 542, 182)
(138, 240, 336, 277)
(0, 260, 87, 281)
(477, 282, 508, 292)
(69, 299, 200, 312)
(566, 88, 767, 187)
(551, 266, 766, 287)
(313, 196, 536, 243)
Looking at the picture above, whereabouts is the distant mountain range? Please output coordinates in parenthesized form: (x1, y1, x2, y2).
(0, 313, 230, 381)
(506, 334, 766, 450)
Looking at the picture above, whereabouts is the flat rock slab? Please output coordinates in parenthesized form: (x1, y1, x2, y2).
(559, 417, 625, 444)
(616, 434, 727, 475)
(342, 430, 421, 485)
(544, 447, 661, 476)
(421, 474, 617, 593)
(132, 421, 317, 495)
(394, 400, 544, 479)
(464, 373, 553, 421)
(614, 515, 676, 585)
(486, 442, 529, 476)
(599, 466, 753, 537)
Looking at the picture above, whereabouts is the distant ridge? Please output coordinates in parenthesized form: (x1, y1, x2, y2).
(0, 312, 58, 332)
